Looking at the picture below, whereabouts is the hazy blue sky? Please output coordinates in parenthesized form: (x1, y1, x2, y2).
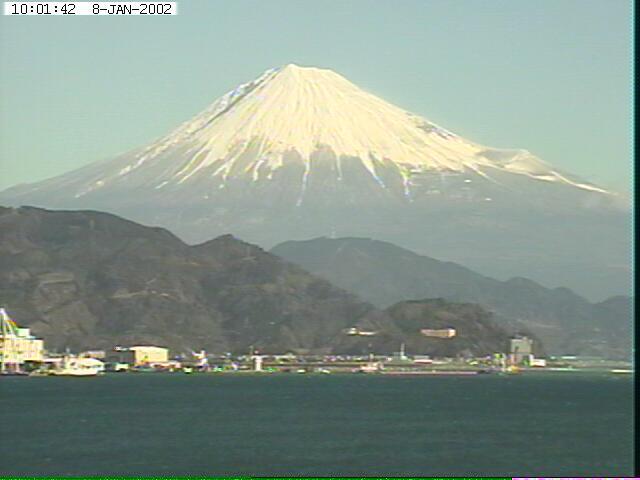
(0, 0, 632, 192)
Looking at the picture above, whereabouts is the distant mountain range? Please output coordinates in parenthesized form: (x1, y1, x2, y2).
(0, 206, 515, 357)
(271, 237, 632, 359)
(0, 64, 630, 300)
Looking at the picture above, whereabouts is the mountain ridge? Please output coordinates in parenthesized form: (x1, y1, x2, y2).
(0, 206, 516, 356)
(0, 64, 629, 299)
(271, 237, 632, 358)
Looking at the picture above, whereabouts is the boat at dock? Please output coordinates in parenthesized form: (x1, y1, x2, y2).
(610, 369, 632, 374)
(354, 362, 383, 373)
(130, 365, 157, 373)
(0, 370, 29, 377)
(50, 356, 104, 377)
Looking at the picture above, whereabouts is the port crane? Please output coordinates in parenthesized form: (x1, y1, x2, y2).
(1, 307, 21, 374)
(191, 349, 209, 369)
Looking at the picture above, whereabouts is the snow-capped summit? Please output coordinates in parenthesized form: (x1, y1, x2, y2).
(102, 63, 606, 195)
(0, 64, 628, 299)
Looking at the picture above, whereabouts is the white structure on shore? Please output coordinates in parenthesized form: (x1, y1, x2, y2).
(251, 355, 264, 372)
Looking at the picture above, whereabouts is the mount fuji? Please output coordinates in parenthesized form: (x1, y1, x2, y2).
(0, 64, 630, 299)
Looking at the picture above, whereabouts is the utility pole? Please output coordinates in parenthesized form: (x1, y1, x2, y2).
(0, 308, 7, 373)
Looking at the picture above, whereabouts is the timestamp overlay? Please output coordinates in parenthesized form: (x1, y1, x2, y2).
(4, 2, 177, 15)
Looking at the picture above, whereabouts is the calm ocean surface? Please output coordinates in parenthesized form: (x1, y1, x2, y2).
(0, 372, 634, 476)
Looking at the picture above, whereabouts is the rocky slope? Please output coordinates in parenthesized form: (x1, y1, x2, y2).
(0, 206, 514, 356)
(336, 299, 518, 358)
(0, 206, 372, 353)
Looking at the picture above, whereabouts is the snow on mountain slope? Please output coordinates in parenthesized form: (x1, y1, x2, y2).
(0, 64, 628, 300)
(140, 64, 499, 182)
(21, 64, 607, 202)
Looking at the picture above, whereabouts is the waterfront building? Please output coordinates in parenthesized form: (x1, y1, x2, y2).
(1, 308, 44, 372)
(109, 345, 169, 366)
(388, 343, 411, 364)
(509, 336, 533, 365)
(390, 343, 407, 361)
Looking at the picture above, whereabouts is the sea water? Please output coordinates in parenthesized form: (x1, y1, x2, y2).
(0, 372, 633, 476)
